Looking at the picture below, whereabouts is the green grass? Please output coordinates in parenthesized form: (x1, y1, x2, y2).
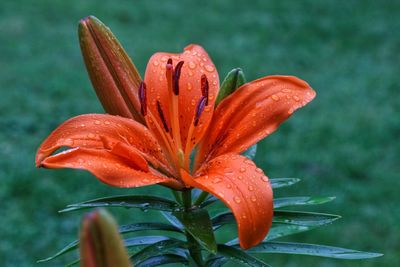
(1, 0, 399, 266)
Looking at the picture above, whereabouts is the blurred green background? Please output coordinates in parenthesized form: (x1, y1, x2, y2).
(1, 0, 398, 266)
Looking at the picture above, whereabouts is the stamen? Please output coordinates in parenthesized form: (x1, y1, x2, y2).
(156, 100, 169, 132)
(173, 61, 184, 95)
(194, 96, 207, 126)
(201, 74, 209, 105)
(138, 82, 147, 116)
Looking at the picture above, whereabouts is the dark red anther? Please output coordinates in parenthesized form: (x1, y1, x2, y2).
(201, 74, 209, 105)
(194, 96, 207, 126)
(156, 100, 169, 132)
(138, 82, 147, 116)
(167, 58, 173, 65)
(173, 61, 184, 95)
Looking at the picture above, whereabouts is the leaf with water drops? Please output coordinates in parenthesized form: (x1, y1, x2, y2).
(273, 211, 341, 226)
(59, 195, 180, 213)
(246, 241, 383, 259)
(130, 239, 187, 265)
(209, 245, 271, 267)
(226, 224, 314, 246)
(215, 68, 246, 106)
(274, 196, 336, 209)
(270, 178, 301, 189)
(135, 254, 188, 267)
(160, 211, 184, 229)
(173, 208, 217, 253)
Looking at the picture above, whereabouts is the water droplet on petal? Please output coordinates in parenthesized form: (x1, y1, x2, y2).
(64, 138, 74, 146)
(239, 167, 246, 173)
(94, 120, 101, 125)
(87, 133, 95, 138)
(261, 175, 269, 182)
(189, 61, 196, 69)
(226, 184, 232, 189)
(248, 185, 254, 191)
(187, 82, 192, 91)
(234, 196, 241, 204)
(238, 175, 243, 180)
(212, 177, 222, 184)
(204, 64, 215, 72)
(255, 168, 263, 174)
(251, 195, 257, 202)
(293, 95, 300, 102)
(153, 60, 159, 66)
(104, 120, 111, 125)
(271, 94, 280, 101)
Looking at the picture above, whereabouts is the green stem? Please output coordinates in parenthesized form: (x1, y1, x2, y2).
(170, 189, 182, 204)
(181, 189, 204, 266)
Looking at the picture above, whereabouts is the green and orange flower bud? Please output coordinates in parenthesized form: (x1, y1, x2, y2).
(79, 209, 132, 267)
(79, 16, 144, 123)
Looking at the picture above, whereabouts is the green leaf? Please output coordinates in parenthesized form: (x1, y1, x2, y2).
(125, 236, 172, 248)
(173, 208, 217, 253)
(242, 144, 257, 160)
(37, 240, 78, 263)
(59, 195, 180, 213)
(273, 211, 341, 226)
(135, 254, 188, 267)
(199, 195, 219, 208)
(247, 241, 383, 259)
(215, 68, 246, 106)
(213, 245, 271, 267)
(274, 196, 336, 209)
(226, 224, 314, 246)
(161, 211, 184, 229)
(131, 239, 186, 265)
(270, 178, 301, 189)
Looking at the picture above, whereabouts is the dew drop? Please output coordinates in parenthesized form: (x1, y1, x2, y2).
(238, 175, 243, 180)
(293, 95, 300, 102)
(226, 184, 232, 189)
(87, 133, 95, 139)
(187, 82, 192, 91)
(251, 195, 257, 202)
(152, 60, 159, 66)
(242, 214, 247, 219)
(64, 138, 74, 146)
(282, 88, 291, 93)
(224, 167, 234, 175)
(271, 94, 280, 101)
(239, 167, 246, 173)
(191, 99, 196, 106)
(94, 120, 101, 125)
(255, 168, 263, 174)
(261, 175, 269, 182)
(160, 56, 168, 62)
(248, 185, 254, 191)
(234, 196, 241, 204)
(204, 64, 215, 72)
(104, 120, 111, 125)
(212, 177, 222, 184)
(188, 61, 196, 69)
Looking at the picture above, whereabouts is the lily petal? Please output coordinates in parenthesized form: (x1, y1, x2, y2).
(36, 114, 172, 174)
(144, 44, 219, 151)
(181, 154, 273, 249)
(79, 16, 144, 123)
(41, 147, 177, 188)
(195, 75, 316, 167)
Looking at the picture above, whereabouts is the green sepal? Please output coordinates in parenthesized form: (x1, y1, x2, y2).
(215, 68, 246, 106)
(173, 208, 218, 254)
(59, 195, 180, 213)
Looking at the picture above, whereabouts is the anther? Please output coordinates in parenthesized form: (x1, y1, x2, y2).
(173, 61, 184, 95)
(156, 100, 169, 132)
(194, 96, 207, 126)
(138, 82, 147, 116)
(201, 74, 209, 105)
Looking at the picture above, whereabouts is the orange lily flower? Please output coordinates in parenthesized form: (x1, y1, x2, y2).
(36, 16, 316, 249)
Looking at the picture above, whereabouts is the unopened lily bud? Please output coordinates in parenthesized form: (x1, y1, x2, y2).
(79, 209, 132, 267)
(79, 16, 144, 123)
(215, 68, 246, 106)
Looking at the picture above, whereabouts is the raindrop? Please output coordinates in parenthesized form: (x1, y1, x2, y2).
(187, 82, 192, 91)
(251, 195, 257, 202)
(255, 168, 263, 174)
(261, 175, 269, 182)
(188, 61, 196, 69)
(94, 120, 101, 125)
(87, 133, 95, 138)
(239, 167, 246, 173)
(204, 64, 215, 72)
(234, 196, 241, 204)
(248, 185, 254, 191)
(224, 167, 234, 175)
(153, 60, 159, 66)
(212, 177, 222, 184)
(238, 175, 243, 180)
(64, 138, 74, 146)
(293, 95, 300, 102)
(271, 94, 280, 101)
(104, 121, 111, 125)
(226, 184, 232, 189)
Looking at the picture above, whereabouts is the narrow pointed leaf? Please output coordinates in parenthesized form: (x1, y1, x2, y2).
(273, 211, 341, 226)
(247, 241, 383, 259)
(242, 144, 257, 160)
(135, 254, 188, 267)
(215, 68, 246, 106)
(270, 178, 301, 189)
(173, 208, 217, 253)
(161, 211, 184, 229)
(131, 239, 186, 265)
(199, 195, 219, 208)
(274, 196, 336, 209)
(59, 195, 180, 213)
(226, 224, 314, 246)
(37, 223, 180, 263)
(213, 245, 271, 267)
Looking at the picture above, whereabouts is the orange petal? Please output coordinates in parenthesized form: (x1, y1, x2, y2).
(79, 16, 144, 123)
(144, 44, 219, 151)
(36, 114, 172, 175)
(195, 75, 316, 167)
(41, 147, 176, 188)
(181, 154, 273, 249)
